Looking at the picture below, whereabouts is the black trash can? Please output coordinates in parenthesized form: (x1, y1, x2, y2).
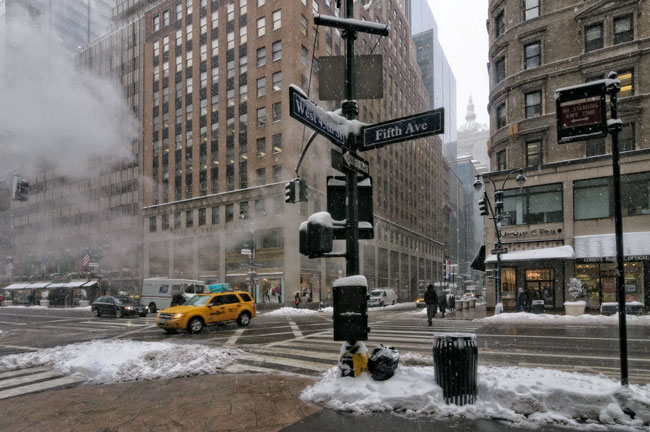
(532, 300, 545, 314)
(433, 334, 478, 405)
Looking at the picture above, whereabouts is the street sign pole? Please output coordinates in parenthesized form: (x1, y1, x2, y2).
(343, 0, 359, 277)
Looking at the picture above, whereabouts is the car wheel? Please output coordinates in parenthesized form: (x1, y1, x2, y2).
(115, 308, 123, 318)
(139, 312, 147, 317)
(148, 303, 157, 313)
(237, 311, 251, 327)
(92, 307, 100, 317)
(187, 317, 204, 334)
(391, 300, 396, 305)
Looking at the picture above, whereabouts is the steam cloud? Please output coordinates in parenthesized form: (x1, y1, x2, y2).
(0, 5, 138, 178)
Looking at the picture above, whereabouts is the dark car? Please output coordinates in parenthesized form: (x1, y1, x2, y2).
(92, 296, 148, 318)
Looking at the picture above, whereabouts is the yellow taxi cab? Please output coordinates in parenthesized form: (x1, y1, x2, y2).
(416, 298, 426, 308)
(156, 291, 256, 334)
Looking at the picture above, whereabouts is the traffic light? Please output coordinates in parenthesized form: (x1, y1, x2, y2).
(478, 195, 489, 216)
(299, 212, 334, 257)
(327, 176, 374, 239)
(11, 175, 29, 201)
(298, 178, 307, 202)
(284, 180, 296, 203)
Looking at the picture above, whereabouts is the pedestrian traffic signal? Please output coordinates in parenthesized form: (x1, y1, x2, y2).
(299, 212, 334, 257)
(478, 195, 489, 216)
(11, 175, 29, 201)
(284, 180, 297, 203)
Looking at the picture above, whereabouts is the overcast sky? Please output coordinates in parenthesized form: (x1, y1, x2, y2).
(428, 0, 490, 128)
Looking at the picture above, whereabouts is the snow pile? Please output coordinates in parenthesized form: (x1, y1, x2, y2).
(263, 307, 321, 316)
(480, 312, 650, 325)
(0, 339, 241, 384)
(302, 365, 650, 430)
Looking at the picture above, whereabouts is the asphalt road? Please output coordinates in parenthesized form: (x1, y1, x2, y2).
(1, 305, 649, 383)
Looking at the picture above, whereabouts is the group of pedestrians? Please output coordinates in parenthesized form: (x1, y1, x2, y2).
(424, 284, 448, 326)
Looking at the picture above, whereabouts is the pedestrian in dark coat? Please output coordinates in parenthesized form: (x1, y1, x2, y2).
(517, 288, 528, 312)
(294, 292, 301, 309)
(424, 284, 438, 326)
(438, 292, 448, 318)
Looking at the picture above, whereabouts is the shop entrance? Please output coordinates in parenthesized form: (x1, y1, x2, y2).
(526, 269, 554, 308)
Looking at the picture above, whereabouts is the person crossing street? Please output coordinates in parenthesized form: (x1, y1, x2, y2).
(424, 284, 438, 326)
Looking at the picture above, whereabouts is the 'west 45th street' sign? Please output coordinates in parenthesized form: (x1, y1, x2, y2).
(360, 108, 444, 151)
(289, 86, 347, 146)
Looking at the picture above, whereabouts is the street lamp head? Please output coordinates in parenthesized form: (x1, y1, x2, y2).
(473, 176, 483, 192)
(515, 172, 527, 186)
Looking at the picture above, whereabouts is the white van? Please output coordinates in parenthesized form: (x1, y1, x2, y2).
(368, 288, 398, 307)
(141, 278, 206, 313)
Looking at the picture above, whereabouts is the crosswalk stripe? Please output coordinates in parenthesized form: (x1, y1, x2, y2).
(239, 353, 330, 372)
(0, 370, 65, 389)
(287, 319, 303, 338)
(0, 367, 51, 379)
(225, 328, 246, 346)
(0, 375, 85, 400)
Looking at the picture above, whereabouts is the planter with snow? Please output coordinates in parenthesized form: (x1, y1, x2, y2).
(79, 300, 89, 307)
(563, 300, 586, 316)
(40, 299, 50, 307)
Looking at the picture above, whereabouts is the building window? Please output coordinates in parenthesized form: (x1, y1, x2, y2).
(257, 137, 266, 157)
(174, 212, 181, 229)
(272, 71, 282, 91)
(257, 107, 266, 126)
(272, 40, 282, 61)
(574, 177, 611, 220)
(273, 165, 282, 182)
(256, 168, 266, 185)
(619, 123, 635, 152)
(256, 48, 265, 67)
(300, 15, 308, 36)
(153, 15, 160, 32)
(584, 22, 603, 52)
(272, 10, 281, 30)
(272, 133, 282, 153)
(255, 199, 266, 216)
(257, 77, 266, 97)
(524, 41, 540, 69)
(225, 204, 234, 222)
(585, 137, 605, 157)
(496, 150, 506, 171)
(186, 210, 193, 227)
(257, 17, 265, 37)
(272, 102, 281, 122)
(149, 216, 157, 232)
(240, 201, 249, 218)
(162, 214, 169, 230)
(212, 206, 220, 224)
(523, 0, 539, 21)
(503, 183, 563, 225)
(614, 14, 633, 45)
(618, 70, 633, 97)
(621, 172, 650, 217)
(494, 57, 505, 84)
(496, 102, 506, 129)
(526, 140, 541, 167)
(199, 208, 206, 226)
(495, 10, 504, 38)
(525, 90, 542, 118)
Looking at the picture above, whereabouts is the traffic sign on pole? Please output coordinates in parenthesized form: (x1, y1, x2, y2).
(555, 80, 608, 144)
(360, 108, 444, 151)
(289, 86, 347, 146)
(331, 149, 369, 176)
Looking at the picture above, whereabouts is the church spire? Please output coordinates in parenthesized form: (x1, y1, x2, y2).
(465, 95, 476, 124)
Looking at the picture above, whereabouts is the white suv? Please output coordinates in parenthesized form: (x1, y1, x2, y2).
(368, 289, 398, 307)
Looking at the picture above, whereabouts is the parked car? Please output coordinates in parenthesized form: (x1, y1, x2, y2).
(156, 291, 256, 334)
(92, 296, 148, 318)
(368, 288, 398, 307)
(415, 297, 425, 308)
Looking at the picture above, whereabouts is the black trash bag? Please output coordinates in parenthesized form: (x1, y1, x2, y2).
(368, 344, 399, 381)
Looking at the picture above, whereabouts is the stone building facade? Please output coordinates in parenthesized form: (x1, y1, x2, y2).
(484, 0, 650, 311)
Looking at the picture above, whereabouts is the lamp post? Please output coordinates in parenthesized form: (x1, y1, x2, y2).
(473, 168, 526, 313)
(239, 210, 256, 300)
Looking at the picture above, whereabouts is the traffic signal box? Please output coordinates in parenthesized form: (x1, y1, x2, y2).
(299, 212, 334, 257)
(478, 194, 489, 216)
(326, 176, 374, 239)
(285, 178, 307, 203)
(333, 276, 369, 343)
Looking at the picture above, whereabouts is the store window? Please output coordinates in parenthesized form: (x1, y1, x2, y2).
(502, 183, 563, 225)
(525, 269, 554, 308)
(501, 267, 516, 309)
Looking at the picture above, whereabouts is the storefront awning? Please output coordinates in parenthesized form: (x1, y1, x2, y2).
(3, 283, 31, 290)
(26, 282, 52, 289)
(64, 280, 88, 288)
(574, 232, 650, 259)
(471, 245, 486, 271)
(47, 282, 69, 288)
(485, 245, 575, 263)
(82, 280, 99, 287)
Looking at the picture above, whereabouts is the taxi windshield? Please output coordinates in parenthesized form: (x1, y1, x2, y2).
(185, 295, 211, 306)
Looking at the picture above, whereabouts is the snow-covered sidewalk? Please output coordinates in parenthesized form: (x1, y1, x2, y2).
(479, 311, 650, 325)
(302, 364, 650, 430)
